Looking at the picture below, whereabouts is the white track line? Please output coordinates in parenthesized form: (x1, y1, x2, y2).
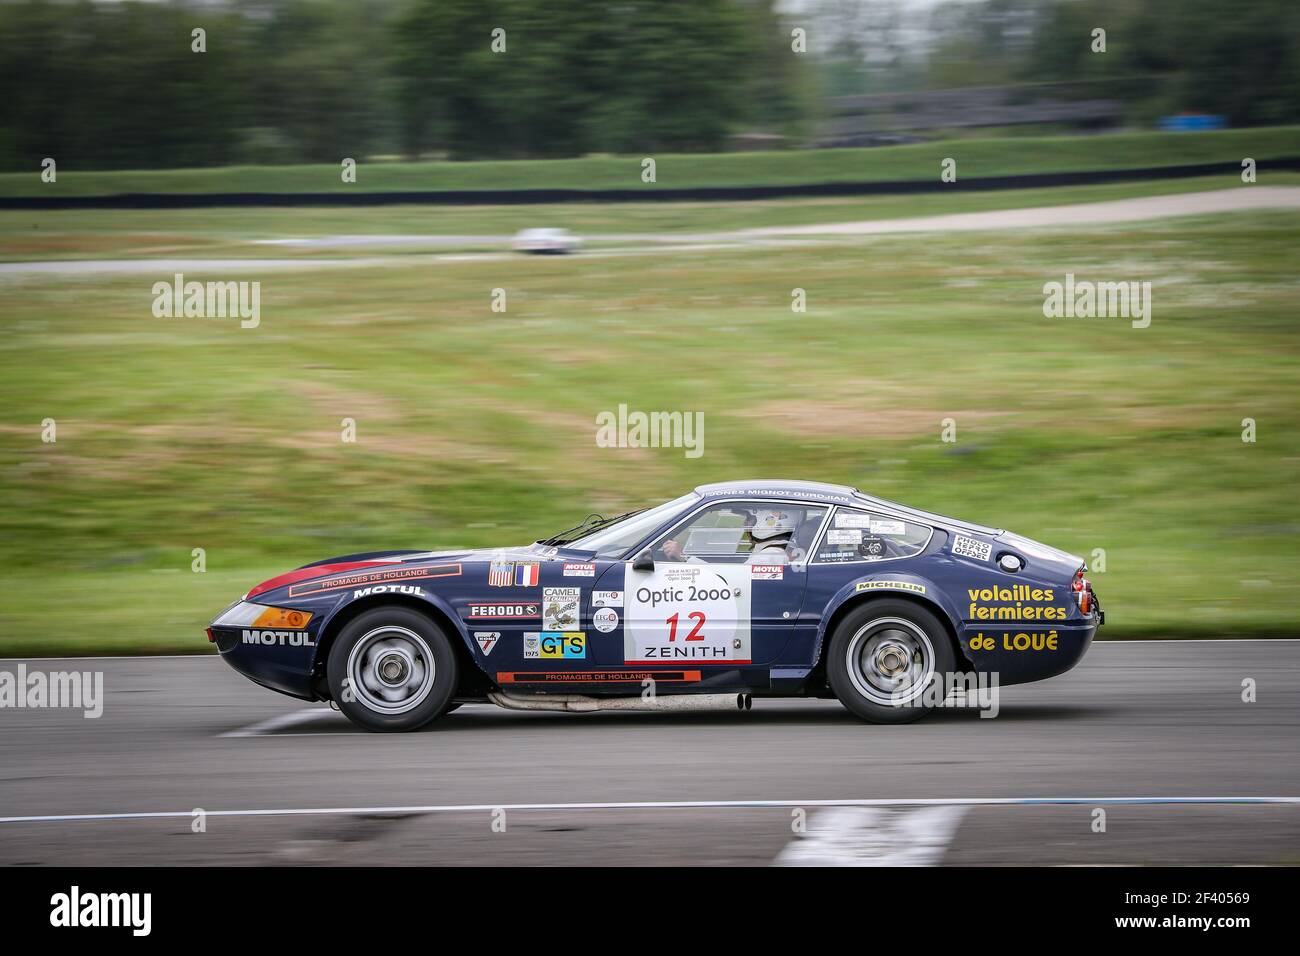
(218, 704, 492, 738)
(247, 732, 369, 737)
(1, 796, 1296, 825)
(218, 709, 337, 738)
(1093, 638, 1300, 644)
(774, 806, 968, 866)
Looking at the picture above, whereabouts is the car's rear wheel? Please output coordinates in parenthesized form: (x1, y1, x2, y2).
(827, 599, 955, 724)
(327, 607, 458, 732)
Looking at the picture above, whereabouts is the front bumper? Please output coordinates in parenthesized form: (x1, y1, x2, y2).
(210, 624, 320, 701)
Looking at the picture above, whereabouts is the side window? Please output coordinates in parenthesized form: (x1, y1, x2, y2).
(654, 502, 827, 564)
(814, 507, 931, 563)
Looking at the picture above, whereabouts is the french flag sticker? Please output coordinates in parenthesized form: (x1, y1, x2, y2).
(515, 562, 540, 586)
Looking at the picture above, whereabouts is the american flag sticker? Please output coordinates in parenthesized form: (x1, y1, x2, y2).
(488, 561, 514, 587)
(515, 562, 540, 586)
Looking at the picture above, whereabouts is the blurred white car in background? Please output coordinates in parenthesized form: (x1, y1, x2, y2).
(513, 227, 581, 254)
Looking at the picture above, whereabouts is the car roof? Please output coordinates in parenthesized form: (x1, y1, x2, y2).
(692, 479, 1002, 534)
(694, 479, 858, 502)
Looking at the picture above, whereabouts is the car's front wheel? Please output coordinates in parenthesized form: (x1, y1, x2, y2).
(827, 599, 955, 724)
(327, 607, 458, 732)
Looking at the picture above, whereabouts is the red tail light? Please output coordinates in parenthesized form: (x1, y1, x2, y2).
(1072, 570, 1093, 614)
(206, 627, 215, 643)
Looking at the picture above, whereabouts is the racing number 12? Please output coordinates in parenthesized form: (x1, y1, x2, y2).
(665, 611, 706, 641)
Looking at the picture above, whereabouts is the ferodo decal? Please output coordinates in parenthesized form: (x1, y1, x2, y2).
(855, 581, 926, 594)
(542, 588, 580, 630)
(288, 563, 460, 598)
(242, 629, 315, 647)
(951, 534, 992, 562)
(497, 670, 702, 685)
(466, 601, 540, 620)
(474, 632, 501, 655)
(353, 584, 426, 599)
(969, 630, 1061, 652)
(523, 632, 586, 659)
(625, 563, 750, 664)
(967, 585, 1067, 621)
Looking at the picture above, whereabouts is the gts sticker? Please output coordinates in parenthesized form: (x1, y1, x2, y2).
(523, 632, 587, 659)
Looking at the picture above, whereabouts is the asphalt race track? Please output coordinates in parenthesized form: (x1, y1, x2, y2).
(1, 641, 1296, 866)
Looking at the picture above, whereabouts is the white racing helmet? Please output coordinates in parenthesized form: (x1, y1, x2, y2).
(749, 508, 799, 541)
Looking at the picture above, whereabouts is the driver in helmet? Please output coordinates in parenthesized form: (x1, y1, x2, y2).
(658, 507, 806, 563)
(745, 508, 802, 564)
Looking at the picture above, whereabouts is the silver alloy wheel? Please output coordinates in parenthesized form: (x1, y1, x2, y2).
(346, 626, 436, 716)
(844, 616, 936, 707)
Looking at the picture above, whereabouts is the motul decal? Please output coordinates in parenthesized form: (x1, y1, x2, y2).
(242, 629, 315, 647)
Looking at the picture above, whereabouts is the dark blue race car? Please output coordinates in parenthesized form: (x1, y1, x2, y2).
(208, 480, 1102, 731)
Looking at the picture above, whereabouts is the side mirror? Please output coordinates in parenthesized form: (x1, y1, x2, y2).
(632, 550, 655, 572)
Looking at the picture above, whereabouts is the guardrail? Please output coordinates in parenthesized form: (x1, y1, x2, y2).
(3, 158, 1297, 210)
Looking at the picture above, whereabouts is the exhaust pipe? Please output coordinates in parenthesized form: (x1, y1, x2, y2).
(489, 691, 753, 714)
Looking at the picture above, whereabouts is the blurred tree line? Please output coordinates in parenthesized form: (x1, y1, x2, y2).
(0, 0, 807, 169)
(817, 0, 1300, 129)
(1, 0, 1296, 171)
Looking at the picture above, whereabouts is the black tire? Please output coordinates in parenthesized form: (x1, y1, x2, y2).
(327, 607, 458, 732)
(826, 599, 955, 724)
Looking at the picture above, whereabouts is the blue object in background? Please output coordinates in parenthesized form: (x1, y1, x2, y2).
(1158, 114, 1227, 131)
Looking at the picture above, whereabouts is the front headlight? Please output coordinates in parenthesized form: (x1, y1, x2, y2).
(212, 601, 313, 629)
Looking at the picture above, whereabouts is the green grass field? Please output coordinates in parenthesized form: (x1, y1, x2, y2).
(1, 195, 1297, 654)
(3, 126, 1298, 198)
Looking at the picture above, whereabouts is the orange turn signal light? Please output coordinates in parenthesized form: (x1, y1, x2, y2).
(251, 607, 313, 629)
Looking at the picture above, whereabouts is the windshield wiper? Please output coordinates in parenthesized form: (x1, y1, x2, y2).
(536, 509, 643, 547)
(537, 513, 604, 547)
